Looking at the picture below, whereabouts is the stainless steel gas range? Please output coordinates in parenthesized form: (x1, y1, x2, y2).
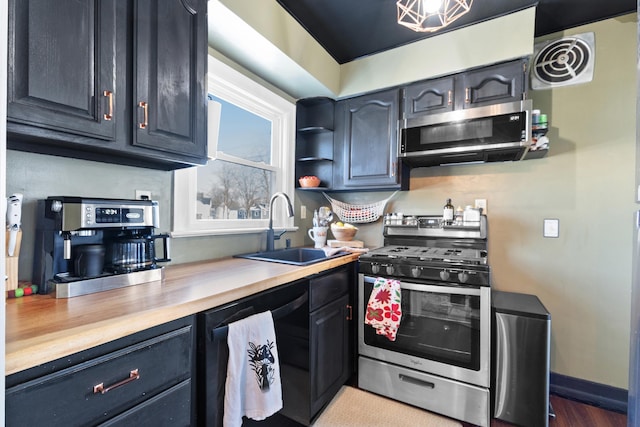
(358, 214, 491, 427)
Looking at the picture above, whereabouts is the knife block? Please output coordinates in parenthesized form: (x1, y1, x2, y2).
(5, 229, 22, 293)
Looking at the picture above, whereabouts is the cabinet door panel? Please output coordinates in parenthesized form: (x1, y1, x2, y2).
(134, 0, 207, 158)
(459, 60, 526, 109)
(402, 76, 454, 118)
(339, 89, 401, 189)
(8, 0, 116, 140)
(310, 294, 350, 416)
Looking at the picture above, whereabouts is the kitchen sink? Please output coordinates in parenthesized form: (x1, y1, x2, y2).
(234, 247, 346, 266)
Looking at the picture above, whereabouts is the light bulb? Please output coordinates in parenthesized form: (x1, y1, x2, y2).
(422, 0, 443, 13)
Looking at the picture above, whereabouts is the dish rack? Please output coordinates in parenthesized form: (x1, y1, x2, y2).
(323, 192, 397, 224)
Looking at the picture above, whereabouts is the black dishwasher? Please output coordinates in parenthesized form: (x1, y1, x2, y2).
(197, 279, 310, 427)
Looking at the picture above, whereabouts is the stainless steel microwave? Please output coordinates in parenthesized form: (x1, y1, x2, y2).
(399, 100, 532, 167)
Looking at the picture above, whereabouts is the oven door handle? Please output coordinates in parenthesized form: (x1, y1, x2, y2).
(362, 275, 481, 296)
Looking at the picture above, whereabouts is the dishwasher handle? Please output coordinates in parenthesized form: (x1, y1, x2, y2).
(211, 290, 308, 340)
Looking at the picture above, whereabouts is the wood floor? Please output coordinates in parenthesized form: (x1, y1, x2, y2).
(488, 395, 627, 427)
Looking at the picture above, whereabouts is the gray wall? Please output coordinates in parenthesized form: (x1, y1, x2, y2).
(5, 13, 636, 391)
(5, 150, 308, 271)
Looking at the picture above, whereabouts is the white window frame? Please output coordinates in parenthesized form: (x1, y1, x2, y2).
(172, 55, 296, 237)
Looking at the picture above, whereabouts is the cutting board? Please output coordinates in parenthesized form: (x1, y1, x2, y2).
(327, 239, 364, 248)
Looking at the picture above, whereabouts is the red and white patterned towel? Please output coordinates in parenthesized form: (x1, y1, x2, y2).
(364, 277, 402, 341)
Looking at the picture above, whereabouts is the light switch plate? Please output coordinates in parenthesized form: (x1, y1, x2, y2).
(474, 199, 487, 214)
(543, 218, 559, 238)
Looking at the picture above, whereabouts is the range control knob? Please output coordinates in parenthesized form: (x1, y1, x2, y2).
(385, 264, 395, 275)
(50, 199, 63, 213)
(371, 263, 380, 274)
(458, 271, 470, 283)
(440, 270, 450, 281)
(411, 266, 422, 278)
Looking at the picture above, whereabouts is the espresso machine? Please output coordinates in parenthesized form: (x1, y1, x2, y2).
(33, 197, 171, 298)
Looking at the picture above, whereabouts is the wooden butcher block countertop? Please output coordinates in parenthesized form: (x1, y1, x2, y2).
(5, 253, 360, 376)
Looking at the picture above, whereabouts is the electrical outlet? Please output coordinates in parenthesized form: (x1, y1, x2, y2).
(475, 199, 487, 214)
(136, 190, 152, 200)
(300, 205, 307, 219)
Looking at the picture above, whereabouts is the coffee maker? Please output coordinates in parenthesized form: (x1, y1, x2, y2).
(33, 197, 171, 298)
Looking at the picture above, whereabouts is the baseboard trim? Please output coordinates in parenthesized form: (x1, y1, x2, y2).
(550, 372, 628, 414)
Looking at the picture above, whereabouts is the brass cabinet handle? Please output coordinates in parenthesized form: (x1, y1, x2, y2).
(103, 90, 113, 120)
(447, 90, 452, 106)
(346, 304, 353, 321)
(138, 101, 148, 129)
(93, 369, 140, 394)
(465, 87, 470, 103)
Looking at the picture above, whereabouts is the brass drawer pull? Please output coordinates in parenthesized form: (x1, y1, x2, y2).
(138, 101, 148, 129)
(346, 304, 353, 320)
(465, 87, 470, 103)
(93, 369, 140, 394)
(103, 90, 113, 121)
(447, 90, 452, 105)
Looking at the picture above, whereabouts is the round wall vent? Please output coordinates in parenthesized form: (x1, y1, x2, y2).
(531, 32, 595, 90)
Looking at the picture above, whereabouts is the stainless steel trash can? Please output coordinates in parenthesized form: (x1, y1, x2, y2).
(492, 291, 551, 427)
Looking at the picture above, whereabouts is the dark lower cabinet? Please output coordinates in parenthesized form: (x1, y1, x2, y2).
(7, 0, 208, 170)
(281, 264, 355, 425)
(310, 293, 351, 415)
(200, 262, 356, 427)
(5, 316, 195, 427)
(6, 263, 356, 427)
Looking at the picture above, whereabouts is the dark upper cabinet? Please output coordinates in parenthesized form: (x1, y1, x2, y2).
(334, 89, 408, 191)
(403, 58, 528, 119)
(132, 0, 207, 159)
(402, 76, 455, 119)
(8, 0, 118, 141)
(7, 0, 208, 170)
(459, 58, 528, 109)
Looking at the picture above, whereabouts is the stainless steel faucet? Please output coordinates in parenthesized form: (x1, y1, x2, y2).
(266, 192, 294, 252)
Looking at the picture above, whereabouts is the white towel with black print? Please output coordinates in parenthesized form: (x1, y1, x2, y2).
(223, 311, 282, 427)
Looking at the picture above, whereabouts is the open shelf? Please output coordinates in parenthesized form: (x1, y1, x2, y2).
(296, 97, 336, 190)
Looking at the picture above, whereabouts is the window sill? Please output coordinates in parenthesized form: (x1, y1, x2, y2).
(170, 226, 298, 238)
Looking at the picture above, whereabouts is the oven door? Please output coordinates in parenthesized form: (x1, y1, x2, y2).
(358, 274, 490, 387)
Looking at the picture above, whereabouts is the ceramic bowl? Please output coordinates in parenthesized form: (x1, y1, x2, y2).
(331, 224, 358, 241)
(299, 176, 321, 188)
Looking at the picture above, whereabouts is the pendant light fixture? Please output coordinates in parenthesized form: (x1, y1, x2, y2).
(397, 0, 474, 33)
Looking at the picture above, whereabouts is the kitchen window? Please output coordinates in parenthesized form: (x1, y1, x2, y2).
(172, 55, 296, 236)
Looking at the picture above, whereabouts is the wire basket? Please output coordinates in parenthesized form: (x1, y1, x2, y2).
(323, 192, 397, 224)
